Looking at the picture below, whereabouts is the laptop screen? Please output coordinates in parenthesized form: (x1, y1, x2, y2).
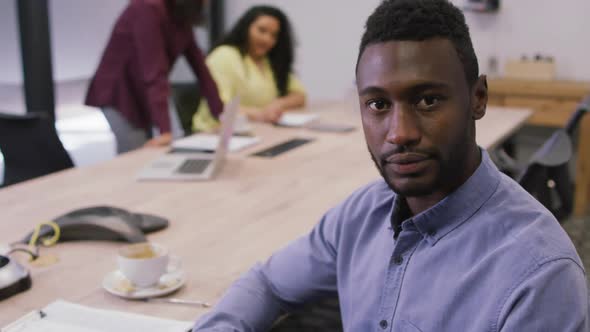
(212, 97, 240, 163)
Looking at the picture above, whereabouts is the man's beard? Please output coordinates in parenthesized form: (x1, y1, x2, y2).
(367, 139, 471, 198)
(368, 146, 441, 197)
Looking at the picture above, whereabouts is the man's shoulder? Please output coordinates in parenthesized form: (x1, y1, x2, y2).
(486, 175, 583, 271)
(326, 179, 393, 222)
(485, 181, 587, 330)
(500, 212, 583, 272)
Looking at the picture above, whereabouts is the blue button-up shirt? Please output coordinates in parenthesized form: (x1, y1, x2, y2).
(194, 151, 588, 331)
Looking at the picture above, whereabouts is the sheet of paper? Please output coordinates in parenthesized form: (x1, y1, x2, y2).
(7, 319, 101, 332)
(276, 113, 320, 127)
(172, 134, 261, 152)
(3, 300, 193, 332)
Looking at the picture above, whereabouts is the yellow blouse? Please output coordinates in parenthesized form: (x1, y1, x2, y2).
(192, 45, 306, 132)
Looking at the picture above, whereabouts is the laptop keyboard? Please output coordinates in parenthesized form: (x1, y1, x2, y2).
(175, 159, 212, 174)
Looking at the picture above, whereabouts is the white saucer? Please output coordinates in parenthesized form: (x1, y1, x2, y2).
(102, 266, 186, 299)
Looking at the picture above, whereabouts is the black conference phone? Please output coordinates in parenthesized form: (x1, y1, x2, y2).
(22, 206, 169, 245)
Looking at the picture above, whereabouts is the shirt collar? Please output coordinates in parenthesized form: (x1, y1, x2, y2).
(389, 149, 501, 246)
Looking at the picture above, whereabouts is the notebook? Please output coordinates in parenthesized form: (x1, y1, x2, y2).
(171, 134, 260, 153)
(276, 113, 319, 127)
(1, 300, 193, 332)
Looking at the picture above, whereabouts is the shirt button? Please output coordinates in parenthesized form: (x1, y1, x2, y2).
(379, 319, 388, 329)
(393, 256, 403, 265)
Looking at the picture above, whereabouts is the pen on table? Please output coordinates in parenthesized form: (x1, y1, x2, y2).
(140, 297, 211, 308)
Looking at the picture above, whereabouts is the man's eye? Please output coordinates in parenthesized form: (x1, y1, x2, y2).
(416, 95, 443, 109)
(367, 100, 391, 112)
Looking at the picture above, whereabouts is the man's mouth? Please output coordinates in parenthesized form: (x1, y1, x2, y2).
(384, 153, 431, 175)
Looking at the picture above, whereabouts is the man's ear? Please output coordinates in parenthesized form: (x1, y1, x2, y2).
(471, 75, 487, 120)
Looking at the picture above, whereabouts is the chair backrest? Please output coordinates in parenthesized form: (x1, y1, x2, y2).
(517, 98, 589, 221)
(0, 112, 73, 187)
(517, 149, 573, 221)
(565, 94, 590, 136)
(171, 82, 201, 136)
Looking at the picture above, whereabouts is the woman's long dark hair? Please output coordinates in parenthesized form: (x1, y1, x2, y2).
(217, 6, 295, 97)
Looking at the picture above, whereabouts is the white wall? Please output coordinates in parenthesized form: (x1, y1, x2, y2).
(0, 0, 127, 84)
(456, 0, 590, 81)
(49, 0, 127, 81)
(0, 0, 208, 84)
(226, 0, 590, 101)
(2, 0, 589, 96)
(50, 0, 206, 82)
(0, 1, 22, 84)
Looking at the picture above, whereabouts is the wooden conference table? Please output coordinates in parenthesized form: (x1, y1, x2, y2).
(0, 102, 531, 326)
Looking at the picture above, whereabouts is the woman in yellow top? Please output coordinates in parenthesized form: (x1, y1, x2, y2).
(193, 5, 306, 132)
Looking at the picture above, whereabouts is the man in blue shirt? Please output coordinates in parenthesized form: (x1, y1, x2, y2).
(193, 0, 588, 331)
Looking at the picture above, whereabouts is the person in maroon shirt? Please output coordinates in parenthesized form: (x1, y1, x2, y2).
(85, 0, 223, 153)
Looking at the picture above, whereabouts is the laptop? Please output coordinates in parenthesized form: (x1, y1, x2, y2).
(137, 97, 239, 181)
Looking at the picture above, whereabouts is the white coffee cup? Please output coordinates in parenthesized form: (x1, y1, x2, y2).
(116, 242, 169, 288)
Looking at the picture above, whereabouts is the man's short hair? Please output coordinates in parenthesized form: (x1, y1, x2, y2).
(357, 0, 479, 86)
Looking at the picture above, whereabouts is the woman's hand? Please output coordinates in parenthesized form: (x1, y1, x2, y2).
(246, 111, 266, 122)
(261, 100, 285, 123)
(262, 107, 282, 123)
(241, 100, 286, 123)
(144, 133, 172, 147)
(242, 106, 265, 122)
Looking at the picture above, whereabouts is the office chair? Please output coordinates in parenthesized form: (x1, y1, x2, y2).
(171, 82, 201, 136)
(498, 96, 589, 221)
(0, 112, 73, 187)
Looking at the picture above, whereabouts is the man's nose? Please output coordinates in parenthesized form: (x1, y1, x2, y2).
(385, 105, 421, 147)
